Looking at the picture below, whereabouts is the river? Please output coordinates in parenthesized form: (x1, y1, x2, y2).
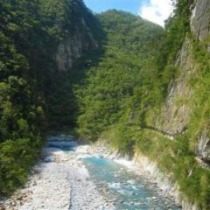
(49, 138, 182, 210)
(84, 157, 181, 210)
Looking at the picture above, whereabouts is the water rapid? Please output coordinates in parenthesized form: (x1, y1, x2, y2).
(84, 157, 181, 210)
(47, 138, 182, 210)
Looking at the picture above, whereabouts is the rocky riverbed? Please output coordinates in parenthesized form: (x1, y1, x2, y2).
(0, 136, 182, 210)
(0, 142, 115, 210)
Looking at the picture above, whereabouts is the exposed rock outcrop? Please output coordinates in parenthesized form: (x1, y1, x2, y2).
(54, 3, 100, 72)
(148, 0, 210, 208)
(56, 26, 98, 71)
(196, 132, 210, 162)
(154, 0, 210, 140)
(154, 39, 195, 136)
(191, 0, 210, 42)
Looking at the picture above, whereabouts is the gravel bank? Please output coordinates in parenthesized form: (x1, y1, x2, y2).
(0, 146, 115, 210)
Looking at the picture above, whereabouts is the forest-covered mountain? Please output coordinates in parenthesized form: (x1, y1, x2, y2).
(75, 10, 164, 140)
(1, 0, 210, 209)
(76, 2, 210, 208)
(0, 0, 101, 195)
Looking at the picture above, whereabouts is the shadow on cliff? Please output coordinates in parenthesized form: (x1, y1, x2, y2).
(47, 20, 107, 132)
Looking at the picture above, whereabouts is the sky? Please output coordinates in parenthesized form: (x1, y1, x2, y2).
(83, 0, 174, 27)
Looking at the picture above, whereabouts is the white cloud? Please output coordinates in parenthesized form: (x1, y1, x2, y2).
(139, 0, 174, 27)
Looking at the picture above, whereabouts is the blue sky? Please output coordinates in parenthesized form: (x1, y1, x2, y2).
(83, 0, 174, 27)
(83, 0, 148, 15)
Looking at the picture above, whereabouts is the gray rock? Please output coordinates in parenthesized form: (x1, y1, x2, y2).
(191, 0, 210, 43)
(196, 133, 210, 161)
(56, 27, 98, 72)
(43, 156, 54, 162)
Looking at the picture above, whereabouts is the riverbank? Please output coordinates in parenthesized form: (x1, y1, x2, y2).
(89, 141, 199, 210)
(0, 139, 185, 210)
(0, 144, 115, 210)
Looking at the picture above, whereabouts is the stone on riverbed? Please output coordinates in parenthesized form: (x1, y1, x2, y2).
(1, 141, 115, 210)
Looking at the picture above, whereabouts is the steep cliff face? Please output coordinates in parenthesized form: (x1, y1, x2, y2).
(191, 0, 210, 42)
(44, 0, 104, 129)
(56, 20, 99, 72)
(153, 0, 210, 162)
(139, 1, 210, 208)
(154, 39, 195, 136)
(190, 0, 210, 164)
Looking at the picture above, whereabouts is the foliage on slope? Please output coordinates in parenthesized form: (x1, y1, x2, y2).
(0, 0, 100, 196)
(76, 1, 210, 208)
(144, 1, 210, 207)
(75, 10, 164, 140)
(1, 0, 210, 206)
(44, 1, 104, 130)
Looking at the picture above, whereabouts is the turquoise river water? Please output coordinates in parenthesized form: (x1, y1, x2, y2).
(48, 139, 182, 210)
(84, 156, 182, 210)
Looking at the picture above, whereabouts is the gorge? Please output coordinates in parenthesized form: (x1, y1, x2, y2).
(0, 0, 210, 209)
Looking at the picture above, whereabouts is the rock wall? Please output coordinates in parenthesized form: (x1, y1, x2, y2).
(55, 5, 99, 71)
(56, 19, 99, 72)
(154, 39, 196, 136)
(196, 131, 210, 162)
(154, 0, 210, 142)
(147, 0, 210, 208)
(190, 0, 210, 163)
(191, 0, 210, 42)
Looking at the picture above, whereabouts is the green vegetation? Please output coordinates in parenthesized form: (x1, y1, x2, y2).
(0, 0, 100, 195)
(1, 0, 210, 208)
(0, 2, 46, 194)
(103, 126, 210, 208)
(75, 10, 164, 140)
(186, 38, 210, 152)
(75, 1, 210, 209)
